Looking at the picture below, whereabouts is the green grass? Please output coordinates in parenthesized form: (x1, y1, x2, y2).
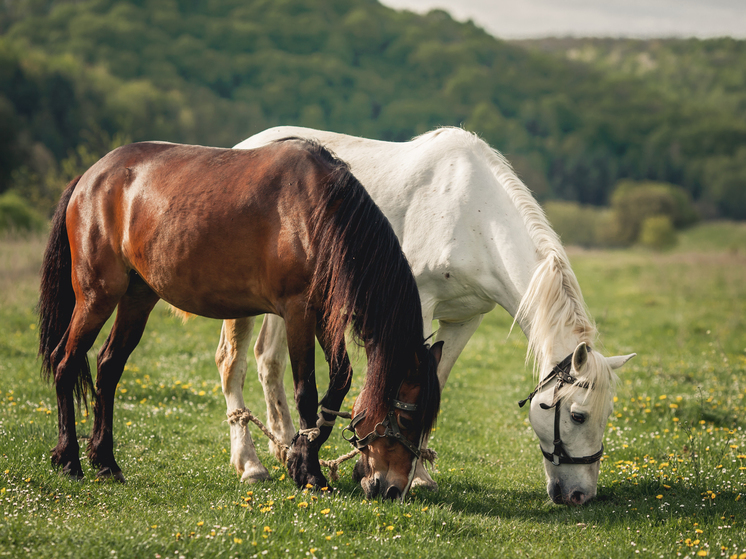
(1, 226, 745, 558)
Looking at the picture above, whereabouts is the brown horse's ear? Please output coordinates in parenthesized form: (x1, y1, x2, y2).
(429, 340, 444, 365)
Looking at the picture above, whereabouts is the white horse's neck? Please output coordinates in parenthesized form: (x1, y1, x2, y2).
(473, 136, 597, 376)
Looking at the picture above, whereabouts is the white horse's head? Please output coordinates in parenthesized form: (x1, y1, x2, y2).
(526, 342, 635, 505)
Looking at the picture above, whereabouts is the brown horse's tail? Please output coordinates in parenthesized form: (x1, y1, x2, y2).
(38, 176, 92, 403)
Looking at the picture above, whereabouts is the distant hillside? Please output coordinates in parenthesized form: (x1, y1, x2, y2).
(1, 0, 745, 218)
(515, 37, 746, 119)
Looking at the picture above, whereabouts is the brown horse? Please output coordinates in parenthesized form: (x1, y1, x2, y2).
(38, 139, 442, 497)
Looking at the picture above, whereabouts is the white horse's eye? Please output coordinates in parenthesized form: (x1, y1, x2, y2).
(570, 412, 586, 424)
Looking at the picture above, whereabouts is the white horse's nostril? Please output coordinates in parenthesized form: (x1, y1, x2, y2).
(570, 490, 586, 505)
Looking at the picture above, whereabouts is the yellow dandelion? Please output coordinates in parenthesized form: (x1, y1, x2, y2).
(197, 521, 204, 526)
(336, 531, 343, 536)
(279, 474, 285, 481)
(386, 525, 394, 531)
(306, 483, 313, 489)
(233, 537, 243, 544)
(659, 395, 667, 400)
(298, 501, 309, 508)
(697, 551, 708, 557)
(325, 536, 332, 541)
(320, 508, 330, 515)
(286, 495, 295, 500)
(263, 526, 272, 533)
(421, 506, 428, 512)
(656, 495, 663, 499)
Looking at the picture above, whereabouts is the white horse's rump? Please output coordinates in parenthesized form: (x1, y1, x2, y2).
(219, 126, 634, 504)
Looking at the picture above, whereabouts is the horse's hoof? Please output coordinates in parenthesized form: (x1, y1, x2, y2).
(411, 475, 438, 492)
(55, 458, 84, 481)
(60, 466, 84, 481)
(97, 467, 126, 484)
(240, 465, 271, 483)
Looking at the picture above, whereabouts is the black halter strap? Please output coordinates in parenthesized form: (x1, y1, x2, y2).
(343, 398, 422, 459)
(518, 350, 603, 467)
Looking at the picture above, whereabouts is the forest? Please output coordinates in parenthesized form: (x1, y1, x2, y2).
(1, 0, 745, 220)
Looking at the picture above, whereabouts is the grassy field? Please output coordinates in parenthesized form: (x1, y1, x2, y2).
(1, 222, 745, 558)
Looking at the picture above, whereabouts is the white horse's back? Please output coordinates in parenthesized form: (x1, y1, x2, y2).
(237, 126, 536, 322)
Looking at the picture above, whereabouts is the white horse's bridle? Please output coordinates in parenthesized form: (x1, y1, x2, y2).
(518, 351, 604, 467)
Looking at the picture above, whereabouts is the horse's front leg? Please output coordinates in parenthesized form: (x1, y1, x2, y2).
(315, 321, 353, 443)
(284, 305, 327, 489)
(412, 313, 485, 491)
(217, 317, 271, 483)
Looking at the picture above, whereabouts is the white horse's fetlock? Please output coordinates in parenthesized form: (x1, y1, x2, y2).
(269, 440, 288, 464)
(410, 461, 438, 492)
(240, 463, 271, 483)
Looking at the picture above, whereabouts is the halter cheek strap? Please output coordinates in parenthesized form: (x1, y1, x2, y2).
(518, 350, 604, 467)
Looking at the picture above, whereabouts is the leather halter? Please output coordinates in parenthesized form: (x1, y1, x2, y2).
(518, 351, 604, 467)
(342, 398, 422, 459)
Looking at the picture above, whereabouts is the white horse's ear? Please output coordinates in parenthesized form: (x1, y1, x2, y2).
(606, 353, 637, 370)
(572, 342, 589, 373)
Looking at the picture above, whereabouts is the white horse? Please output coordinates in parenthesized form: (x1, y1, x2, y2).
(217, 126, 635, 505)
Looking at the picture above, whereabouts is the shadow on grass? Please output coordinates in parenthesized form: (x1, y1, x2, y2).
(332, 476, 744, 529)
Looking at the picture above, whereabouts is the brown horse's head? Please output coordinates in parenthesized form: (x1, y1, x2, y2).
(349, 342, 442, 500)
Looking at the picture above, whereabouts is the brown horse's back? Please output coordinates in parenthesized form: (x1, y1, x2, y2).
(67, 141, 323, 319)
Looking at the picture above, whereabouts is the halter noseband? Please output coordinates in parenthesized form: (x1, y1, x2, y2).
(518, 351, 604, 467)
(342, 398, 423, 459)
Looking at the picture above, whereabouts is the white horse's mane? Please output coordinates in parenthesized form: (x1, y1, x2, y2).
(415, 128, 616, 411)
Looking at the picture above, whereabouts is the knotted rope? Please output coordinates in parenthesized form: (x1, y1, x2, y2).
(226, 406, 360, 481)
(227, 406, 438, 482)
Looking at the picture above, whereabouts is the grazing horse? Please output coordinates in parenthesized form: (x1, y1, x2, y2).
(219, 126, 635, 505)
(37, 139, 442, 498)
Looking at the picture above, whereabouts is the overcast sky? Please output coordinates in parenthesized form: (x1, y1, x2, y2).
(379, 0, 746, 39)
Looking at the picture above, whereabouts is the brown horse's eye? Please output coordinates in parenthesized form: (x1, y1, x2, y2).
(571, 412, 586, 424)
(397, 414, 415, 431)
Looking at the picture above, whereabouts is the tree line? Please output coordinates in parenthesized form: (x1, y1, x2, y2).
(1, 0, 745, 221)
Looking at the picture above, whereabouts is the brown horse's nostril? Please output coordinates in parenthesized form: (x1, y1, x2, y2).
(384, 486, 401, 500)
(570, 491, 586, 505)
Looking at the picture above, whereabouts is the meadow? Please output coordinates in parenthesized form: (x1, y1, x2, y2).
(1, 222, 745, 558)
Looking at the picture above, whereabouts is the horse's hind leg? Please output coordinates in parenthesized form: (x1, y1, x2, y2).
(217, 317, 270, 483)
(50, 292, 123, 479)
(255, 315, 295, 460)
(88, 275, 159, 482)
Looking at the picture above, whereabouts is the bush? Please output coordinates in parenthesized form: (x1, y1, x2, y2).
(610, 180, 698, 245)
(544, 200, 620, 248)
(639, 215, 677, 250)
(0, 192, 45, 234)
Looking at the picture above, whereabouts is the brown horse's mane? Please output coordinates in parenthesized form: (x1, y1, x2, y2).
(292, 139, 439, 432)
